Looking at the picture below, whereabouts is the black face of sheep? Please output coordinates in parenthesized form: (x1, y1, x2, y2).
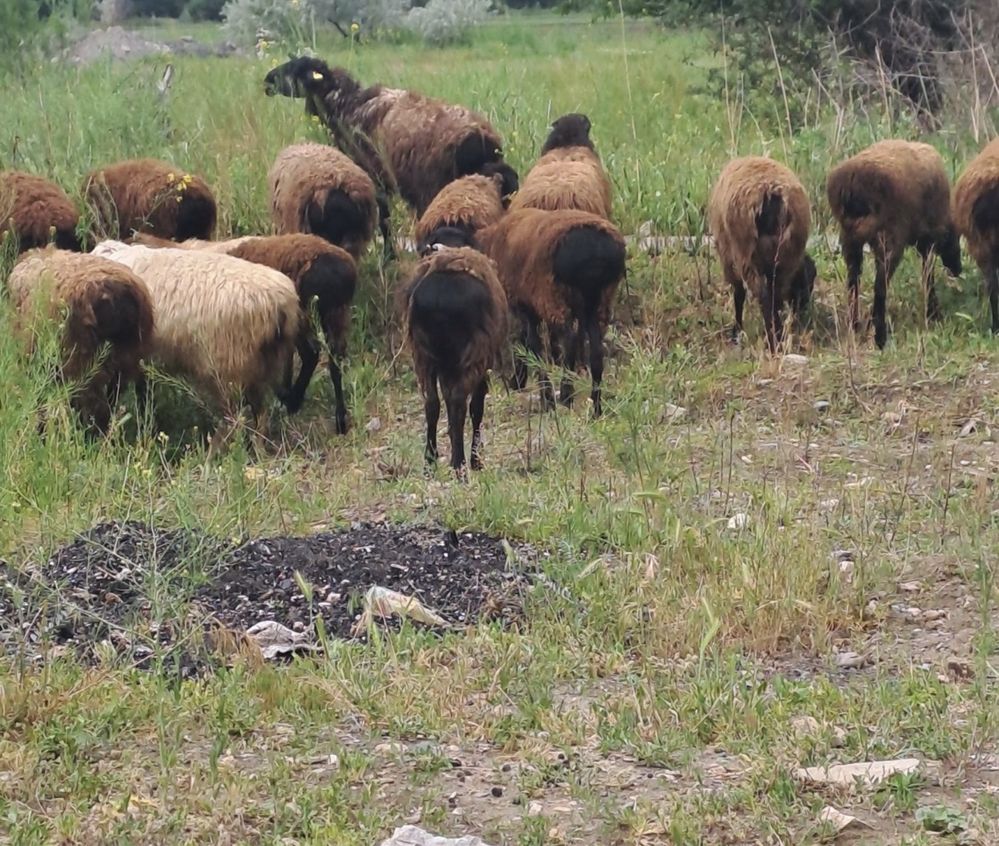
(789, 254, 816, 319)
(418, 225, 478, 256)
(453, 133, 505, 181)
(479, 162, 520, 205)
(541, 114, 594, 154)
(306, 188, 372, 260)
(264, 56, 345, 99)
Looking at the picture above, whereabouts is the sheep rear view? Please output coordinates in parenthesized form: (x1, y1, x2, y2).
(7, 249, 154, 433)
(953, 138, 999, 334)
(269, 143, 380, 261)
(708, 156, 814, 352)
(0, 171, 81, 253)
(827, 140, 961, 348)
(479, 207, 626, 418)
(400, 245, 507, 473)
(84, 159, 217, 242)
(415, 173, 507, 252)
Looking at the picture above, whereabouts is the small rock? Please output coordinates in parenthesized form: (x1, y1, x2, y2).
(727, 513, 750, 531)
(791, 715, 821, 737)
(663, 403, 688, 422)
(366, 417, 382, 433)
(946, 656, 974, 680)
(796, 758, 923, 787)
(831, 548, 854, 563)
(527, 801, 543, 817)
(326, 591, 342, 604)
(813, 400, 830, 412)
(835, 651, 869, 670)
(831, 726, 848, 748)
(899, 581, 922, 593)
(378, 826, 495, 846)
(782, 353, 808, 369)
(490, 786, 503, 798)
(818, 498, 839, 512)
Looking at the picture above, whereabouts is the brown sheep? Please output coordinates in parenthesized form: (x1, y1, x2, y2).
(510, 114, 613, 219)
(7, 248, 154, 434)
(0, 171, 80, 253)
(83, 159, 217, 242)
(414, 173, 507, 252)
(477, 207, 626, 418)
(268, 143, 380, 262)
(707, 156, 815, 352)
(953, 138, 999, 334)
(134, 232, 357, 433)
(264, 57, 508, 216)
(827, 140, 961, 349)
(399, 245, 507, 474)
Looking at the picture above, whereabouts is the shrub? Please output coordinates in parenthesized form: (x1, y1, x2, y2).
(222, 0, 410, 46)
(404, 0, 491, 46)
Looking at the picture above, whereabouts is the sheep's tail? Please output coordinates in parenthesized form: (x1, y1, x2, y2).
(971, 184, 999, 236)
(757, 189, 795, 278)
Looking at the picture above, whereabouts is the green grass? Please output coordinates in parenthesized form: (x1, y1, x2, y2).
(1, 12, 998, 845)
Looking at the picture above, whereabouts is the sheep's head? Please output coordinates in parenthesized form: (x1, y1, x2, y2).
(264, 56, 338, 99)
(541, 113, 594, 153)
(479, 161, 519, 206)
(418, 225, 479, 256)
(790, 253, 816, 315)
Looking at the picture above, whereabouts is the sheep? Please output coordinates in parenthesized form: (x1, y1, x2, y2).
(414, 172, 509, 253)
(509, 113, 612, 219)
(6, 248, 153, 433)
(827, 140, 961, 349)
(953, 138, 999, 334)
(83, 159, 217, 242)
(263, 56, 508, 216)
(91, 240, 299, 435)
(0, 171, 81, 253)
(476, 207, 627, 418)
(398, 242, 507, 474)
(707, 156, 815, 352)
(133, 232, 357, 434)
(268, 142, 381, 262)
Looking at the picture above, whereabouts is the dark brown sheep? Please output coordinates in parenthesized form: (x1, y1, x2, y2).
(510, 113, 613, 219)
(953, 138, 999, 334)
(414, 173, 507, 252)
(827, 140, 961, 349)
(7, 248, 154, 434)
(0, 171, 80, 253)
(399, 244, 507, 473)
(83, 158, 217, 242)
(707, 156, 815, 352)
(477, 207, 627, 417)
(264, 57, 507, 216)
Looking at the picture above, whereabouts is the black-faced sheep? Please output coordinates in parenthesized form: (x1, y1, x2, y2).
(399, 244, 507, 473)
(827, 140, 961, 349)
(510, 113, 613, 220)
(707, 156, 815, 352)
(263, 56, 507, 215)
(269, 142, 381, 262)
(953, 138, 999, 334)
(477, 207, 627, 418)
(92, 240, 299, 434)
(7, 248, 153, 433)
(414, 172, 508, 253)
(83, 159, 217, 242)
(0, 171, 81, 253)
(134, 232, 357, 434)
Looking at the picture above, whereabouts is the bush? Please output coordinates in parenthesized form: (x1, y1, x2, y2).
(403, 0, 491, 46)
(222, 0, 410, 46)
(186, 0, 225, 20)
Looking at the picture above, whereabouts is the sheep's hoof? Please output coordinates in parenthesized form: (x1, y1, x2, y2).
(470, 455, 483, 472)
(454, 464, 469, 483)
(540, 392, 556, 412)
(334, 413, 349, 436)
(729, 326, 743, 346)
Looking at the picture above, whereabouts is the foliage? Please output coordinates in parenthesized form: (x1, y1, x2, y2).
(403, 0, 492, 46)
(222, 0, 410, 45)
(185, 0, 226, 20)
(0, 0, 85, 65)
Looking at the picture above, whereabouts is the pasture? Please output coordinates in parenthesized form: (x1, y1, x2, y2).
(1, 12, 998, 844)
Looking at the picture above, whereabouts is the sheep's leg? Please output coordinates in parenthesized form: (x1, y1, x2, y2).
(759, 276, 783, 355)
(328, 355, 348, 435)
(988, 262, 999, 335)
(586, 315, 605, 418)
(511, 311, 530, 390)
(558, 322, 578, 407)
(445, 390, 469, 476)
(281, 330, 320, 415)
(135, 373, 149, 429)
(377, 192, 395, 262)
(523, 314, 553, 410)
(320, 313, 350, 435)
(872, 245, 900, 350)
(843, 236, 864, 333)
(469, 376, 488, 471)
(916, 237, 942, 324)
(424, 373, 440, 467)
(723, 264, 745, 343)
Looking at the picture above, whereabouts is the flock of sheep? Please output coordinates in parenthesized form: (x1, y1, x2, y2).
(3, 55, 999, 473)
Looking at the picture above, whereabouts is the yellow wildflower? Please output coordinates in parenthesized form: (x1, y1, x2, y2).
(351, 22, 360, 33)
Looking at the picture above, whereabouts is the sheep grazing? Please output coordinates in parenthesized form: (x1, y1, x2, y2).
(477, 207, 627, 417)
(133, 232, 357, 434)
(83, 159, 217, 242)
(953, 138, 999, 334)
(414, 172, 508, 253)
(510, 113, 612, 219)
(91, 240, 299, 433)
(264, 56, 508, 215)
(707, 156, 815, 352)
(269, 143, 380, 262)
(0, 171, 81, 253)
(827, 140, 961, 349)
(7, 249, 153, 433)
(399, 243, 507, 473)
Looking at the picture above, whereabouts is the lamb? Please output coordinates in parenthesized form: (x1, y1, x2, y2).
(6, 248, 153, 433)
(414, 171, 509, 253)
(0, 171, 81, 253)
(264, 56, 508, 215)
(509, 113, 612, 219)
(91, 240, 299, 433)
(399, 243, 507, 473)
(827, 139, 961, 349)
(707, 156, 816, 352)
(953, 138, 999, 334)
(268, 142, 380, 262)
(133, 232, 357, 434)
(476, 207, 627, 417)
(83, 159, 217, 242)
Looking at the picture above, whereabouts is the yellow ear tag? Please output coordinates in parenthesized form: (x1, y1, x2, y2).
(311, 71, 324, 80)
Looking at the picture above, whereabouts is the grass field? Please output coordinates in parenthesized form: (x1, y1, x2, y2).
(1, 12, 998, 845)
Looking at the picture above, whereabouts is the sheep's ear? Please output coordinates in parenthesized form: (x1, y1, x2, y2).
(490, 172, 504, 190)
(311, 70, 325, 81)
